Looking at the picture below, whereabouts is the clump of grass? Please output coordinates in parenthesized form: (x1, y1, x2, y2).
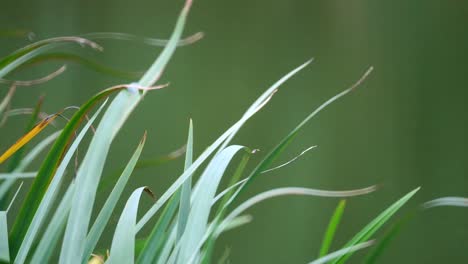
(1, 1, 451, 263)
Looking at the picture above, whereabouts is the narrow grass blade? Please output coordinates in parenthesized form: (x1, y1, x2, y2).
(137, 194, 180, 264)
(216, 187, 376, 238)
(177, 119, 193, 239)
(83, 133, 147, 262)
(13, 101, 106, 264)
(364, 219, 406, 264)
(422, 197, 468, 209)
(82, 32, 203, 47)
(0, 65, 66, 86)
(0, 212, 9, 263)
(331, 187, 420, 264)
(319, 200, 346, 257)
(0, 36, 102, 79)
(138, 0, 193, 88)
(190, 186, 375, 264)
(0, 172, 36, 179)
(0, 86, 15, 118)
(261, 145, 317, 174)
(177, 145, 247, 264)
(29, 183, 75, 264)
(156, 224, 177, 264)
(107, 187, 150, 264)
(309, 241, 374, 264)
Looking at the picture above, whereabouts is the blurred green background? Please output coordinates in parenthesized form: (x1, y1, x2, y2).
(1, 0, 467, 263)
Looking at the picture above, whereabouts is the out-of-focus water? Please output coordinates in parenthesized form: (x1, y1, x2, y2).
(1, 0, 467, 263)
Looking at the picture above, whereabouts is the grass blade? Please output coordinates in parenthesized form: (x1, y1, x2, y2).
(82, 32, 203, 47)
(331, 187, 420, 264)
(29, 183, 75, 264)
(309, 241, 374, 264)
(0, 86, 15, 118)
(319, 200, 346, 257)
(216, 187, 376, 238)
(422, 197, 468, 209)
(177, 119, 194, 239)
(0, 36, 101, 79)
(0, 172, 37, 179)
(364, 219, 406, 264)
(107, 187, 151, 264)
(83, 132, 147, 262)
(0, 212, 9, 263)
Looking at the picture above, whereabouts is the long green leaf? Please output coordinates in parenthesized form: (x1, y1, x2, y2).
(14, 101, 106, 264)
(309, 241, 374, 264)
(83, 132, 147, 263)
(177, 119, 193, 239)
(29, 183, 75, 264)
(319, 200, 346, 257)
(422, 197, 468, 209)
(60, 1, 193, 262)
(364, 219, 406, 264)
(0, 212, 9, 263)
(0, 36, 101, 79)
(331, 187, 420, 264)
(107, 187, 150, 264)
(137, 194, 180, 264)
(0, 172, 37, 179)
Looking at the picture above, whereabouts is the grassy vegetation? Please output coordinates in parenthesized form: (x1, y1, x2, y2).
(0, 0, 465, 263)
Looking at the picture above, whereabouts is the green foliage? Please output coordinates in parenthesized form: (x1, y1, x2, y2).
(0, 1, 431, 263)
(319, 200, 347, 257)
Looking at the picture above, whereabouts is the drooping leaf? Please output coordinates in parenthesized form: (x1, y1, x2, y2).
(107, 187, 151, 264)
(0, 212, 9, 263)
(308, 241, 374, 264)
(0, 36, 101, 79)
